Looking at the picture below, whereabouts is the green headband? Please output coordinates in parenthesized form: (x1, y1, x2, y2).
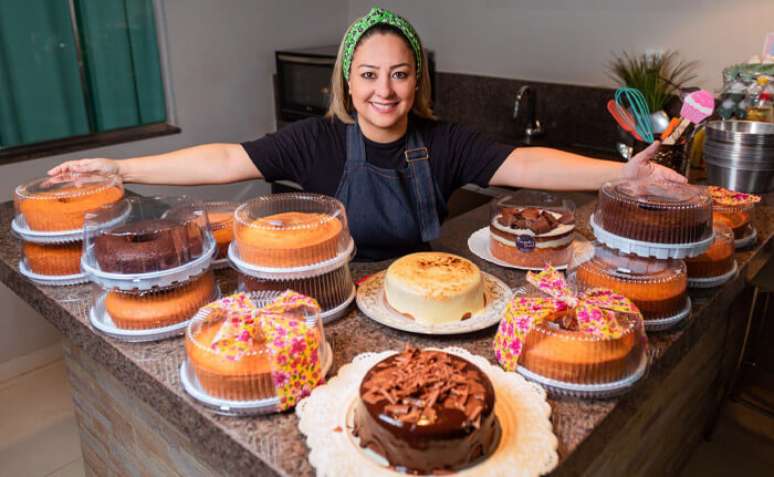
(342, 7, 423, 81)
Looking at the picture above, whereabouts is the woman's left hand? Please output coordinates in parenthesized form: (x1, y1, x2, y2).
(620, 141, 687, 183)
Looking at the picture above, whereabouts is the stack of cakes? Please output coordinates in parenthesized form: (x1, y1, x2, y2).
(685, 221, 737, 288)
(181, 290, 331, 414)
(579, 178, 716, 330)
(229, 193, 356, 323)
(12, 173, 124, 286)
(81, 196, 218, 341)
(708, 186, 761, 249)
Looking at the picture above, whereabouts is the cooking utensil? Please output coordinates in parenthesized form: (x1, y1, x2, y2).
(615, 87, 655, 143)
(607, 100, 643, 141)
(664, 90, 715, 145)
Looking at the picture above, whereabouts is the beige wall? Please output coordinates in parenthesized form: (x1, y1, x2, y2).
(347, 0, 774, 91)
(0, 0, 347, 366)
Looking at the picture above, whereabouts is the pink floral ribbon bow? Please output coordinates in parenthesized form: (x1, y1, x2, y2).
(494, 266, 641, 372)
(206, 291, 324, 410)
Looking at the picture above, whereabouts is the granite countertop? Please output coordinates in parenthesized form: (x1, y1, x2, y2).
(1, 190, 773, 477)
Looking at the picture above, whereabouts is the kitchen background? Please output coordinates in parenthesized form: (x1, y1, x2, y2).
(1, 0, 773, 415)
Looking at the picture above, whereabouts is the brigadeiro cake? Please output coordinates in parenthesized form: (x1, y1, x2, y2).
(353, 346, 498, 474)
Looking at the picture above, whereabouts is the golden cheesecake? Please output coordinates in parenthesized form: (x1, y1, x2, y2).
(384, 252, 485, 325)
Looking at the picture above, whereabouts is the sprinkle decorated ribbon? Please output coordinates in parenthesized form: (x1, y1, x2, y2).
(708, 186, 761, 207)
(494, 267, 641, 372)
(206, 291, 324, 410)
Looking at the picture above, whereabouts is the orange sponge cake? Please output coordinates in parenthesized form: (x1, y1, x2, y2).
(15, 174, 124, 231)
(105, 272, 215, 330)
(22, 241, 82, 276)
(384, 252, 485, 324)
(236, 212, 343, 267)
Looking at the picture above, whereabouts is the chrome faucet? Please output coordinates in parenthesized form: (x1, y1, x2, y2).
(513, 85, 543, 138)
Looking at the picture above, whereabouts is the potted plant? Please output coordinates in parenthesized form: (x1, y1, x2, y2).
(608, 50, 698, 131)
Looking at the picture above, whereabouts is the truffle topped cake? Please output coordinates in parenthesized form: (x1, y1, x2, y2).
(384, 252, 485, 324)
(489, 200, 576, 268)
(354, 347, 498, 474)
(594, 179, 713, 244)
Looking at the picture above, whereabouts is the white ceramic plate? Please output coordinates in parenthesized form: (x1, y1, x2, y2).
(467, 226, 572, 271)
(356, 270, 511, 335)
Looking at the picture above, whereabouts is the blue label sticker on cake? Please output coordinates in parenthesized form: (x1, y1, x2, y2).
(516, 235, 536, 252)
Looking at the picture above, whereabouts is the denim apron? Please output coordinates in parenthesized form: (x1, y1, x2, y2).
(334, 120, 446, 261)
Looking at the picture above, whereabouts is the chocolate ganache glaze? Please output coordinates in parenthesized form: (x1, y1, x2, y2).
(353, 347, 499, 474)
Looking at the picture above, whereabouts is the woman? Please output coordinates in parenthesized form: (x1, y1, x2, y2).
(51, 7, 683, 261)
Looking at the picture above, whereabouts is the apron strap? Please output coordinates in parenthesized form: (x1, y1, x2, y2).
(404, 129, 441, 242)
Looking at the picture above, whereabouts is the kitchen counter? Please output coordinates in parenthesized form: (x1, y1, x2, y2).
(1, 190, 772, 476)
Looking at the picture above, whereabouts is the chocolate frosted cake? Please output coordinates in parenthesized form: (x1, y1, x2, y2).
(94, 218, 204, 273)
(595, 179, 712, 244)
(354, 347, 498, 474)
(489, 204, 575, 269)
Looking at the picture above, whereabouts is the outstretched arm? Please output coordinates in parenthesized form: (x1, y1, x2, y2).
(489, 141, 685, 190)
(48, 143, 262, 185)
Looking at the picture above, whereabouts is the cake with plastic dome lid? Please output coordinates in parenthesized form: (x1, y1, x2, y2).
(83, 196, 211, 275)
(708, 186, 760, 241)
(202, 201, 238, 259)
(14, 172, 124, 231)
(185, 291, 325, 408)
(22, 241, 82, 276)
(685, 222, 735, 279)
(234, 193, 350, 268)
(594, 179, 712, 244)
(571, 242, 688, 321)
(495, 266, 647, 387)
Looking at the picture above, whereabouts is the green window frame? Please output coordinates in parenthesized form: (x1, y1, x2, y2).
(0, 0, 178, 163)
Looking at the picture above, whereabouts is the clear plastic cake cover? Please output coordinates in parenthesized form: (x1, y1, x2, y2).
(81, 196, 216, 290)
(232, 193, 353, 270)
(201, 201, 238, 260)
(13, 172, 124, 236)
(183, 290, 328, 414)
(686, 222, 736, 283)
(594, 178, 713, 246)
(709, 186, 760, 241)
(567, 241, 688, 322)
(488, 193, 576, 269)
(91, 271, 217, 335)
(494, 266, 648, 397)
(238, 264, 355, 319)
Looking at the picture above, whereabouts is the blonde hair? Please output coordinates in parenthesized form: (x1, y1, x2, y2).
(326, 23, 434, 124)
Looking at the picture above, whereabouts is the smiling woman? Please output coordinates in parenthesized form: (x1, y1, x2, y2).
(50, 6, 685, 261)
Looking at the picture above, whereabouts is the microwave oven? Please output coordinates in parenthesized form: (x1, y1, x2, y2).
(275, 45, 436, 125)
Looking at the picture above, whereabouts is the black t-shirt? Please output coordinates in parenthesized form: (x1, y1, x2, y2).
(242, 115, 512, 204)
(240, 115, 512, 259)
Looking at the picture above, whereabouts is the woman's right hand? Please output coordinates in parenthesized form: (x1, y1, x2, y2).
(47, 158, 121, 177)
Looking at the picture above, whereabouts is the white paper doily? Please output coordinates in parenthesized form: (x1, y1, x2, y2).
(356, 271, 511, 335)
(467, 226, 575, 271)
(297, 347, 558, 477)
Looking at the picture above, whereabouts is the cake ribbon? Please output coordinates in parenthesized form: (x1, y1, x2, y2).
(206, 291, 324, 410)
(494, 266, 641, 372)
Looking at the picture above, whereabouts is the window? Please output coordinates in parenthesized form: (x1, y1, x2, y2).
(0, 0, 178, 162)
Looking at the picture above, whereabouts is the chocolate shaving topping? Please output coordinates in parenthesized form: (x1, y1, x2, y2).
(499, 207, 574, 234)
(360, 346, 490, 428)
